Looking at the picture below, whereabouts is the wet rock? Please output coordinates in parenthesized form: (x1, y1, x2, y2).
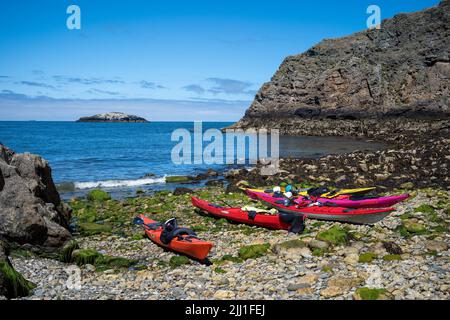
(308, 239, 330, 250)
(0, 144, 71, 247)
(382, 242, 403, 255)
(425, 240, 448, 252)
(173, 187, 194, 196)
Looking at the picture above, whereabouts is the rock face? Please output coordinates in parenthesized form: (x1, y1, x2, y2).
(0, 144, 71, 247)
(230, 1, 450, 137)
(77, 112, 148, 122)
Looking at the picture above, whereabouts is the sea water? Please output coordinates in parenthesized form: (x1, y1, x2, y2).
(0, 121, 387, 199)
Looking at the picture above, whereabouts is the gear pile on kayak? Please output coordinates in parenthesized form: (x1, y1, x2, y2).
(135, 183, 409, 262)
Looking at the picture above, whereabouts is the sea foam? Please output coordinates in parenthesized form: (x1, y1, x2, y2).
(74, 176, 166, 190)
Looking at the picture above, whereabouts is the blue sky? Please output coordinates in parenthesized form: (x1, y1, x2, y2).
(0, 0, 440, 121)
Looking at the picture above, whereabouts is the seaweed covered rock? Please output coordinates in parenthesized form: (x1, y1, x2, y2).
(0, 240, 35, 299)
(0, 144, 71, 247)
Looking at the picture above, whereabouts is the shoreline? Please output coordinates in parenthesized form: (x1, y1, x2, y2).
(9, 184, 450, 300)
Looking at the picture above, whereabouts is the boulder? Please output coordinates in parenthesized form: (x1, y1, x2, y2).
(0, 144, 71, 247)
(0, 240, 35, 299)
(173, 187, 194, 196)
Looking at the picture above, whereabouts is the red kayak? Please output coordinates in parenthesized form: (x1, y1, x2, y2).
(245, 192, 394, 224)
(246, 189, 409, 208)
(134, 214, 213, 261)
(191, 197, 306, 233)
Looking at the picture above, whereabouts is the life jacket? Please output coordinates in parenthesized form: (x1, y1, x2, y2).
(307, 187, 330, 200)
(159, 218, 197, 245)
(279, 213, 306, 234)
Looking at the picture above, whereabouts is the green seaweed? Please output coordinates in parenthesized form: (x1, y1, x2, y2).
(214, 267, 227, 274)
(414, 204, 435, 214)
(355, 287, 388, 300)
(358, 252, 378, 263)
(316, 225, 349, 246)
(59, 240, 80, 263)
(238, 243, 270, 260)
(169, 255, 190, 267)
(94, 255, 138, 272)
(72, 249, 101, 266)
(212, 254, 243, 265)
(312, 248, 327, 257)
(0, 260, 36, 299)
(382, 254, 402, 261)
(166, 176, 192, 183)
(87, 189, 111, 202)
(78, 222, 112, 236)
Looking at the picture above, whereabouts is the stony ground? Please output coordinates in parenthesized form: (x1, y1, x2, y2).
(9, 185, 450, 300)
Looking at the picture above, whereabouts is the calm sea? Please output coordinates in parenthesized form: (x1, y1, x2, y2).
(0, 121, 387, 199)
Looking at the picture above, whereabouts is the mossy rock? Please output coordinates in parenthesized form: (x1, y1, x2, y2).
(9, 248, 34, 259)
(400, 182, 414, 190)
(94, 256, 137, 271)
(87, 189, 111, 202)
(0, 260, 36, 299)
(382, 254, 402, 261)
(312, 248, 327, 257)
(129, 233, 145, 241)
(358, 252, 378, 263)
(169, 255, 190, 267)
(214, 267, 227, 274)
(72, 249, 101, 266)
(78, 222, 112, 236)
(166, 176, 192, 183)
(395, 225, 411, 238)
(321, 266, 332, 273)
(414, 204, 435, 215)
(238, 243, 270, 260)
(404, 221, 427, 234)
(354, 287, 390, 300)
(191, 224, 209, 232)
(316, 225, 349, 246)
(71, 249, 137, 271)
(59, 240, 80, 263)
(272, 239, 306, 254)
(213, 254, 243, 265)
(276, 239, 306, 250)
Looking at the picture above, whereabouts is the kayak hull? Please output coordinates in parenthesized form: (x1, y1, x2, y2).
(246, 187, 376, 199)
(139, 215, 213, 260)
(315, 194, 409, 208)
(191, 197, 291, 231)
(245, 191, 394, 224)
(246, 189, 409, 208)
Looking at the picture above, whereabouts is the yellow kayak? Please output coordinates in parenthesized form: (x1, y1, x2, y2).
(245, 187, 376, 199)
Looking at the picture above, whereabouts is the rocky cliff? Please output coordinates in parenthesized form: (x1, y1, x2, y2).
(0, 144, 71, 247)
(230, 0, 450, 139)
(77, 112, 148, 122)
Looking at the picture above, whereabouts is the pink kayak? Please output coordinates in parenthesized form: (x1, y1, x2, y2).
(245, 189, 409, 208)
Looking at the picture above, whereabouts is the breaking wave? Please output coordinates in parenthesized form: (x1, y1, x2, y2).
(72, 176, 166, 190)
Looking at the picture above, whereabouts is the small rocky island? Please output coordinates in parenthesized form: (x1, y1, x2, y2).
(77, 112, 149, 123)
